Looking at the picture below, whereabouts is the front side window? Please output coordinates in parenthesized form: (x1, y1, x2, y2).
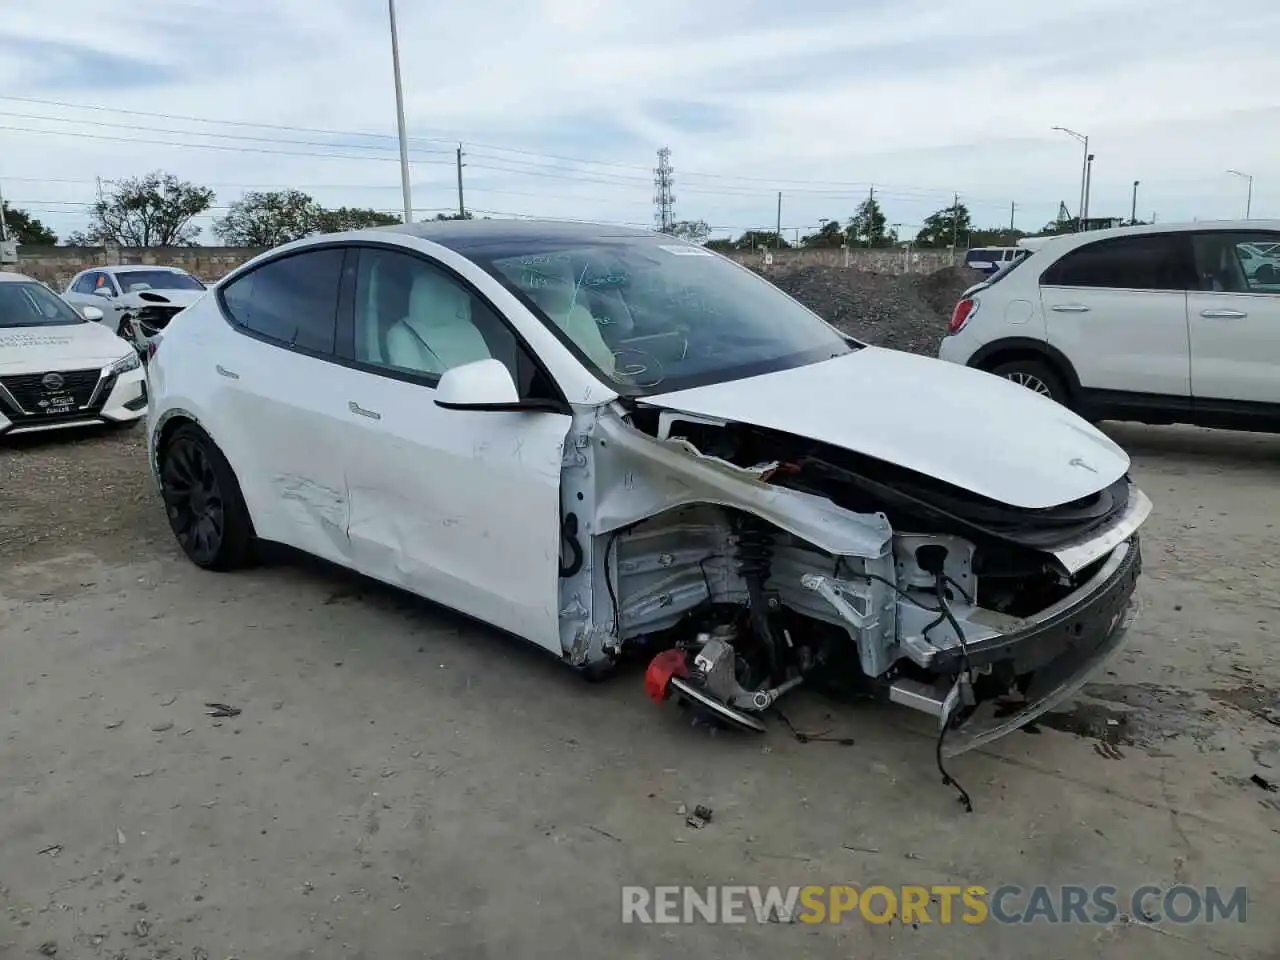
(351, 246, 519, 383)
(0, 282, 86, 328)
(220, 248, 344, 354)
(71, 273, 96, 294)
(1190, 232, 1280, 293)
(115, 269, 206, 293)
(478, 237, 853, 395)
(1042, 234, 1191, 291)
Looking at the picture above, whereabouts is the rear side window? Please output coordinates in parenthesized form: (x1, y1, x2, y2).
(1041, 234, 1191, 291)
(220, 248, 345, 354)
(1190, 231, 1280, 293)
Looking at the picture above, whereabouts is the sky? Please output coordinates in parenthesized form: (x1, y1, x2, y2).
(0, 0, 1277, 245)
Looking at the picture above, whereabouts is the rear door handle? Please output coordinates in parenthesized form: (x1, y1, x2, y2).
(1050, 303, 1091, 313)
(348, 401, 381, 420)
(215, 364, 239, 379)
(1200, 309, 1247, 319)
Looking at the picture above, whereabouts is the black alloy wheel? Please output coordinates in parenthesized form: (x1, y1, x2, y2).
(160, 425, 253, 569)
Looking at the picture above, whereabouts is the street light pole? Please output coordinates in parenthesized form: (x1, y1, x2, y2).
(1082, 154, 1094, 226)
(1227, 169, 1253, 218)
(1131, 180, 1140, 224)
(387, 0, 413, 225)
(1052, 126, 1089, 231)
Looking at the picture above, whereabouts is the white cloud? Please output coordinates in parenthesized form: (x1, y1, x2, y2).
(0, 0, 1277, 242)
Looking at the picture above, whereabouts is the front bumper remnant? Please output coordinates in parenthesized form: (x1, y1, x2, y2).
(895, 537, 1142, 758)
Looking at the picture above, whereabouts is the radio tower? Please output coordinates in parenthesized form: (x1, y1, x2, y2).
(654, 147, 675, 232)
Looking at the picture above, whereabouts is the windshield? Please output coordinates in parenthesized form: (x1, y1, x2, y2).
(480, 237, 853, 394)
(0, 282, 86, 328)
(115, 270, 205, 293)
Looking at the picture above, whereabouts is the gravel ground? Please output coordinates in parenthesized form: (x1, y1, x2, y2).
(2, 369, 1279, 956)
(765, 264, 983, 353)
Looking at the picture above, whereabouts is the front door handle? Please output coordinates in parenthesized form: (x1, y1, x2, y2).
(1200, 309, 1247, 319)
(1050, 303, 1091, 313)
(348, 401, 382, 420)
(215, 364, 240, 379)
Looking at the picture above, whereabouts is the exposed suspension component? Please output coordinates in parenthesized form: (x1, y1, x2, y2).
(734, 512, 784, 683)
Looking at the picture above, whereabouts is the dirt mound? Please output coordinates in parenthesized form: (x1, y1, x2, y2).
(763, 263, 984, 356)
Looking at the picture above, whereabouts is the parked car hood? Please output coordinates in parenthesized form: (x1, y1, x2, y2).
(640, 346, 1130, 510)
(0, 321, 131, 371)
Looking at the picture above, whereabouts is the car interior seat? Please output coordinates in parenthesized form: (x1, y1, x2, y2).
(385, 269, 492, 376)
(530, 259, 617, 375)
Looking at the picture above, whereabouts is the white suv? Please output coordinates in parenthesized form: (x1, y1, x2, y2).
(938, 220, 1280, 432)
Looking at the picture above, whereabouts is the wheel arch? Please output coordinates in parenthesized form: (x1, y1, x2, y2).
(152, 409, 258, 538)
(967, 337, 1082, 401)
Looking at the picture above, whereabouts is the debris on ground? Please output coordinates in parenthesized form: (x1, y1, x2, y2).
(758, 264, 983, 356)
(205, 703, 241, 718)
(1251, 774, 1276, 792)
(36, 844, 62, 857)
(685, 804, 714, 829)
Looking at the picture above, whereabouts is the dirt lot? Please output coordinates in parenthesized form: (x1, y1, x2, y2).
(1, 422, 1278, 959)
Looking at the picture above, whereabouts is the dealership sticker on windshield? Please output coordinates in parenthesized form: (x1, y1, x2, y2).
(658, 244, 713, 256)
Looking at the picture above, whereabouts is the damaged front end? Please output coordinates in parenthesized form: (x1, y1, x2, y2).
(556, 402, 1149, 791)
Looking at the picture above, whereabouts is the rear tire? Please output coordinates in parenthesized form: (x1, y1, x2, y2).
(159, 424, 254, 570)
(989, 358, 1069, 408)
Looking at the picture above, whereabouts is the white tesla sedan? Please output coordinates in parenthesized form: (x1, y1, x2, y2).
(145, 220, 1150, 795)
(0, 271, 147, 436)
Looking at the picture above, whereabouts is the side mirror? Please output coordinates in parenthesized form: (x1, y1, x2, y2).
(434, 358, 522, 410)
(93, 286, 115, 299)
(81, 305, 104, 321)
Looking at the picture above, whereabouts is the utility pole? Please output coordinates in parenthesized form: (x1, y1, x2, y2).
(1009, 201, 1016, 232)
(387, 0, 414, 224)
(775, 192, 782, 250)
(951, 192, 959, 263)
(0, 179, 8, 242)
(1130, 180, 1139, 224)
(455, 144, 466, 218)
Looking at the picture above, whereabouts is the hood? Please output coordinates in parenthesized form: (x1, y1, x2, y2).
(0, 321, 131, 371)
(640, 346, 1130, 510)
(119, 289, 205, 308)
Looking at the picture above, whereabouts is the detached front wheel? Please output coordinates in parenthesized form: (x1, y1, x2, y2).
(159, 424, 254, 570)
(989, 359, 1069, 408)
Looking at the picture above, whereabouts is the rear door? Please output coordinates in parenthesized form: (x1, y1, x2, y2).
(1039, 232, 1194, 398)
(1186, 229, 1280, 404)
(211, 246, 355, 565)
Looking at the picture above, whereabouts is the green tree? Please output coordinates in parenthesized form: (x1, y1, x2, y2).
(1, 204, 57, 245)
(915, 202, 972, 249)
(734, 229, 790, 250)
(315, 206, 402, 233)
(432, 211, 474, 221)
(213, 189, 320, 247)
(668, 219, 711, 243)
(65, 171, 214, 247)
(846, 197, 889, 248)
(802, 219, 844, 248)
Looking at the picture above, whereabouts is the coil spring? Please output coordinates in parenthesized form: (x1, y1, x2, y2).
(735, 515, 775, 581)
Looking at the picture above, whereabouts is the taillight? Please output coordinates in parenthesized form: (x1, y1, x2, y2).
(948, 297, 977, 334)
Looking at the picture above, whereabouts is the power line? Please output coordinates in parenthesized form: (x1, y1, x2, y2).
(0, 124, 456, 164)
(0, 96, 1056, 204)
(0, 110, 454, 156)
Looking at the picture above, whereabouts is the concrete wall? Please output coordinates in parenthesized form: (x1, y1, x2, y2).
(15, 245, 265, 289)
(15, 242, 956, 289)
